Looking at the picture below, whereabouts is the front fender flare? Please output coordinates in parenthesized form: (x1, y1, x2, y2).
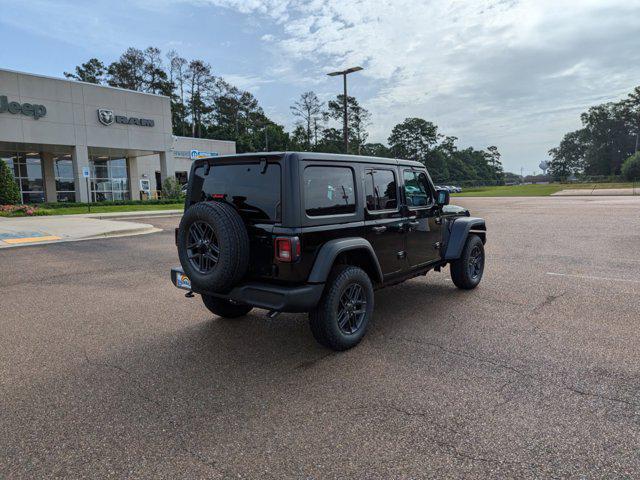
(307, 237, 383, 284)
(444, 217, 486, 260)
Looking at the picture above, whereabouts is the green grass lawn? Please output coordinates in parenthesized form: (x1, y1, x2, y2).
(48, 203, 184, 215)
(452, 182, 637, 197)
(452, 184, 565, 196)
(0, 203, 184, 217)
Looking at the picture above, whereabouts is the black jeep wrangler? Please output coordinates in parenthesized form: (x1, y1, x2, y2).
(171, 152, 486, 351)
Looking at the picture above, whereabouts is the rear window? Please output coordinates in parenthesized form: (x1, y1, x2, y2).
(304, 166, 356, 217)
(200, 162, 281, 221)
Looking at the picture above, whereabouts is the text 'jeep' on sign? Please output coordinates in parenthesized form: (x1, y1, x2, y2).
(170, 152, 487, 351)
(0, 96, 47, 119)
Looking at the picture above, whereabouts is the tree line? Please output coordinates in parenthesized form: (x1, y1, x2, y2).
(549, 86, 640, 179)
(65, 46, 504, 184)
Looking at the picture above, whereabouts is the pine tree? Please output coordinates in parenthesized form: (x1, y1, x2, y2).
(0, 160, 21, 205)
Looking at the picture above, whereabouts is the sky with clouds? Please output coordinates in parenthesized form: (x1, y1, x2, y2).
(2, 0, 640, 174)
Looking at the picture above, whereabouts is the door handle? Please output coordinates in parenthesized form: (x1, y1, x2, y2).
(372, 226, 387, 233)
(407, 220, 420, 227)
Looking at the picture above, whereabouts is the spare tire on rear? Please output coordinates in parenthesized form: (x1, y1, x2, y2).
(177, 201, 249, 293)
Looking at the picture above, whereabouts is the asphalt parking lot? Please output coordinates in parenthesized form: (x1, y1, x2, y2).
(1, 196, 639, 479)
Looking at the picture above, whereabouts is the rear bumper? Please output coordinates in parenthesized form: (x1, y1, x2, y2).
(170, 267, 324, 313)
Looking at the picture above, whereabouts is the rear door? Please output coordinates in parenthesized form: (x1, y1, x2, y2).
(402, 169, 442, 268)
(195, 157, 283, 279)
(364, 167, 405, 277)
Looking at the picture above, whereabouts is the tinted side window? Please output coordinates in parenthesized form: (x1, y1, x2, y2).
(365, 169, 397, 211)
(404, 170, 432, 207)
(304, 166, 356, 216)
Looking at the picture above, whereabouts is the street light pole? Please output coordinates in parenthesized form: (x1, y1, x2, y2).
(343, 73, 348, 154)
(327, 66, 363, 154)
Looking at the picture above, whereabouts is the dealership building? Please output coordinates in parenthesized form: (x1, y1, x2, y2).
(0, 68, 235, 203)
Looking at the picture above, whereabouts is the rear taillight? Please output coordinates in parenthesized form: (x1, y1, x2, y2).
(275, 236, 301, 263)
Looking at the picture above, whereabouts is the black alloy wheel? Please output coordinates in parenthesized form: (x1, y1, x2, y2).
(468, 244, 483, 280)
(337, 283, 368, 335)
(309, 265, 375, 351)
(450, 234, 485, 290)
(187, 221, 220, 274)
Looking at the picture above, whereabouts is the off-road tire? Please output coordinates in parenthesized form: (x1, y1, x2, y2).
(309, 265, 374, 351)
(178, 201, 249, 292)
(202, 295, 253, 318)
(450, 234, 484, 290)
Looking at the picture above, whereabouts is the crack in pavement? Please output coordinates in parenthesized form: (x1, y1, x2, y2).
(82, 349, 220, 473)
(532, 292, 565, 315)
(385, 404, 549, 473)
(389, 335, 536, 379)
(385, 336, 639, 409)
(561, 381, 640, 408)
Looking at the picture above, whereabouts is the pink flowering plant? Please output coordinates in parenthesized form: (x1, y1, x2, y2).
(0, 204, 46, 217)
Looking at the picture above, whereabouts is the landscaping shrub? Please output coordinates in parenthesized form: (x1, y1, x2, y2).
(621, 152, 640, 181)
(0, 160, 21, 205)
(0, 205, 48, 217)
(161, 177, 184, 200)
(37, 199, 182, 209)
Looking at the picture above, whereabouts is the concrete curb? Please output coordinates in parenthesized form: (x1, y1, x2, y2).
(81, 225, 162, 239)
(0, 224, 161, 249)
(78, 209, 183, 219)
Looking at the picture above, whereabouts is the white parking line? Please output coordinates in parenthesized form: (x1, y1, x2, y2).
(546, 272, 640, 284)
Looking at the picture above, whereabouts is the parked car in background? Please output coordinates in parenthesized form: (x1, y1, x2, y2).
(436, 185, 462, 193)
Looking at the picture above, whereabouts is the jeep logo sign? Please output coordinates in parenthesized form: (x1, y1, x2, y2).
(97, 109, 154, 127)
(0, 95, 47, 119)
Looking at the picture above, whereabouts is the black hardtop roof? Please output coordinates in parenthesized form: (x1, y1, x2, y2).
(205, 151, 424, 168)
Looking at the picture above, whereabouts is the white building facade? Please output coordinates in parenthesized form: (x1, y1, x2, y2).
(0, 68, 235, 203)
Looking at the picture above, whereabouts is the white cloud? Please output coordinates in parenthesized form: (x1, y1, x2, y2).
(220, 73, 274, 91)
(192, 0, 640, 171)
(6, 0, 640, 172)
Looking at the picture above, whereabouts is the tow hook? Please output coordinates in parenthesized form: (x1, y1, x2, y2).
(266, 310, 280, 319)
(185, 291, 195, 298)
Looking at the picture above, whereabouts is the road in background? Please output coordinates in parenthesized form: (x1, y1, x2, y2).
(1, 197, 639, 478)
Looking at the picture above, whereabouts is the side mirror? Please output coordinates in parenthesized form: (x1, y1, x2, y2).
(436, 189, 450, 206)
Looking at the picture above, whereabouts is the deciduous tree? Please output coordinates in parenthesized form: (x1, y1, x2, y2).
(290, 91, 324, 149)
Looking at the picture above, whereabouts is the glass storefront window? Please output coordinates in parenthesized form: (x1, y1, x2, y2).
(0, 152, 45, 204)
(54, 154, 76, 202)
(89, 156, 129, 202)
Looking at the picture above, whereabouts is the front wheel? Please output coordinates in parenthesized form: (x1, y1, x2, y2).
(202, 295, 253, 319)
(309, 265, 374, 351)
(450, 234, 485, 289)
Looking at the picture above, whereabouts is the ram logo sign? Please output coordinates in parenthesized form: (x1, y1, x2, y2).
(97, 109, 114, 126)
(97, 109, 155, 127)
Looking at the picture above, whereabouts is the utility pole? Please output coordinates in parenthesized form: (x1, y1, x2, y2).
(327, 66, 363, 154)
